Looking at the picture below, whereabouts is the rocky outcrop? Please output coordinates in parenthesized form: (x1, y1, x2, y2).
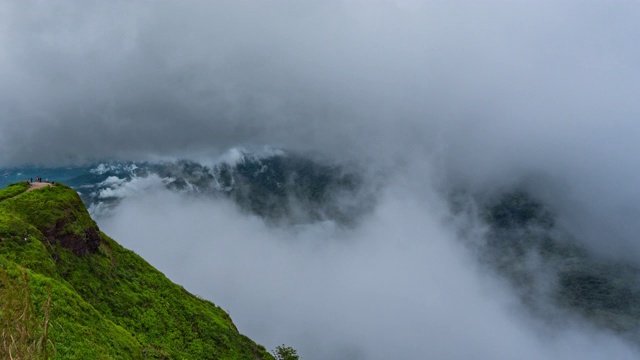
(45, 219, 101, 256)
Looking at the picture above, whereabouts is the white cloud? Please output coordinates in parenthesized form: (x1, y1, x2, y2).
(97, 174, 168, 199)
(99, 179, 639, 360)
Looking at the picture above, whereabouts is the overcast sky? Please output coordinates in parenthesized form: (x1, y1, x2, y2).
(1, 0, 637, 258)
(2, 1, 637, 166)
(2, 1, 640, 359)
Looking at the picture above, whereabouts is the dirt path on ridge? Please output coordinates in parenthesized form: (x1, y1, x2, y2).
(27, 182, 53, 192)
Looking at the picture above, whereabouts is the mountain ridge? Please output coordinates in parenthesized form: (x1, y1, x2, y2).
(0, 182, 273, 359)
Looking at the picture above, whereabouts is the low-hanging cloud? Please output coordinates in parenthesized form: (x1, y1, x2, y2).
(99, 182, 639, 360)
(2, 1, 640, 357)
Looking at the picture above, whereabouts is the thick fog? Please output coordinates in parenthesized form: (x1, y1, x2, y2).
(99, 174, 639, 360)
(2, 1, 640, 358)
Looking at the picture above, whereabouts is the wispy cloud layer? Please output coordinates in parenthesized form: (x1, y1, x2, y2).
(100, 183, 639, 360)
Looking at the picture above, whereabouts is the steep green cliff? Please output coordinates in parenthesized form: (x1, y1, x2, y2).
(0, 182, 273, 359)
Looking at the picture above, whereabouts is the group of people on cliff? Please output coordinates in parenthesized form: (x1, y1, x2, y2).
(27, 177, 55, 185)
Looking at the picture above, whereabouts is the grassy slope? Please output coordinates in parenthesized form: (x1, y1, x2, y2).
(0, 183, 272, 359)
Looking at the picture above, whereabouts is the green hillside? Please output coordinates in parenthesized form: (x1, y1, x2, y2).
(0, 182, 273, 359)
(482, 191, 640, 339)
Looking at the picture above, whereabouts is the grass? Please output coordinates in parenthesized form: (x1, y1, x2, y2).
(0, 182, 30, 202)
(0, 183, 273, 359)
(0, 265, 53, 359)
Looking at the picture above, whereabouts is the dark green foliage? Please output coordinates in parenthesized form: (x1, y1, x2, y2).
(221, 154, 366, 225)
(555, 266, 640, 332)
(0, 183, 273, 359)
(480, 190, 640, 339)
(559, 271, 633, 312)
(485, 191, 554, 230)
(272, 345, 300, 360)
(149, 160, 215, 190)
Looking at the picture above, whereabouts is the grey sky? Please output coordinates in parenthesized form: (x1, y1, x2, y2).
(3, 1, 640, 358)
(2, 1, 636, 167)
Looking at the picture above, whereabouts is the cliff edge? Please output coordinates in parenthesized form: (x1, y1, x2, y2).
(0, 182, 273, 359)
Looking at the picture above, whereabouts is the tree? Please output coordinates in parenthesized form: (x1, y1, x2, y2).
(272, 344, 300, 360)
